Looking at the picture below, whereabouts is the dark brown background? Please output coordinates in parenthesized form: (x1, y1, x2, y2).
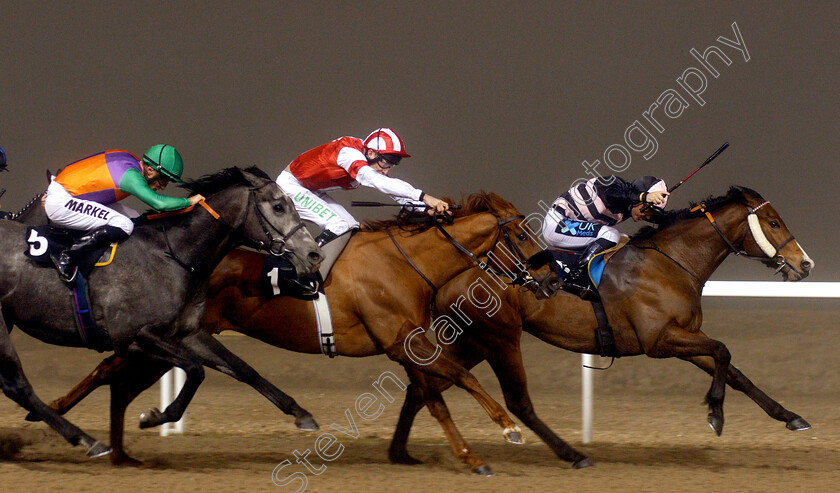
(1, 1, 836, 280)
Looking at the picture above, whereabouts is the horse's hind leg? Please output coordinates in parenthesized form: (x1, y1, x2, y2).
(124, 330, 206, 429)
(26, 354, 128, 421)
(650, 326, 731, 436)
(0, 320, 110, 457)
(487, 350, 593, 468)
(108, 360, 171, 466)
(681, 353, 811, 431)
(179, 331, 318, 430)
(386, 321, 523, 444)
(400, 371, 493, 475)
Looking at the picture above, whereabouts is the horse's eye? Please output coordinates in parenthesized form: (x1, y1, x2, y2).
(769, 221, 780, 229)
(517, 233, 527, 241)
(274, 203, 285, 213)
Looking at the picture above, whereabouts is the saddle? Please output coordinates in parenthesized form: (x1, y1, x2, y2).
(25, 226, 117, 277)
(549, 236, 629, 294)
(537, 237, 629, 359)
(23, 225, 117, 352)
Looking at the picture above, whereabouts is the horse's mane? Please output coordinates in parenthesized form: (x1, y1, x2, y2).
(361, 191, 516, 233)
(11, 192, 45, 220)
(631, 186, 764, 242)
(135, 166, 271, 225)
(180, 166, 270, 196)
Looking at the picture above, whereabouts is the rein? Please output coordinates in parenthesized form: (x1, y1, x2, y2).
(387, 228, 439, 314)
(147, 200, 223, 272)
(385, 212, 541, 313)
(433, 215, 539, 288)
(9, 192, 45, 220)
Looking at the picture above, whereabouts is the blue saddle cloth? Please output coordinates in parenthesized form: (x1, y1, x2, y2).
(551, 249, 607, 288)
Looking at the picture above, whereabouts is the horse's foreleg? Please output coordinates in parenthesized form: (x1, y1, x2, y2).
(652, 326, 730, 436)
(487, 351, 593, 468)
(109, 359, 171, 466)
(385, 321, 523, 445)
(180, 331, 318, 431)
(25, 354, 128, 421)
(388, 383, 426, 465)
(681, 354, 811, 431)
(0, 320, 110, 457)
(401, 371, 493, 475)
(125, 330, 206, 429)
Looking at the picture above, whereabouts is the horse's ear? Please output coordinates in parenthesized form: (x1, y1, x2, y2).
(731, 186, 764, 204)
(241, 166, 272, 187)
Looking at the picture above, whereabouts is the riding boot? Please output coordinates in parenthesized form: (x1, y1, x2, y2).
(315, 230, 352, 281)
(56, 226, 129, 282)
(563, 238, 616, 300)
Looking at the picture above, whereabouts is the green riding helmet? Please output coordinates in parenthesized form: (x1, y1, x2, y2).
(142, 144, 184, 183)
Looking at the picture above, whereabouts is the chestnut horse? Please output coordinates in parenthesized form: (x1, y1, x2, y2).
(36, 192, 556, 471)
(385, 186, 814, 473)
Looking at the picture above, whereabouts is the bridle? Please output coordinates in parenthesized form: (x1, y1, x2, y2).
(245, 185, 307, 256)
(636, 200, 796, 281)
(150, 181, 308, 272)
(694, 200, 795, 274)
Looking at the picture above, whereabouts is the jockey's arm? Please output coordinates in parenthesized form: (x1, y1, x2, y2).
(120, 168, 192, 212)
(391, 194, 427, 211)
(599, 177, 642, 212)
(355, 165, 423, 202)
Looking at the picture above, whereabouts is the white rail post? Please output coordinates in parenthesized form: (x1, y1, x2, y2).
(160, 370, 173, 437)
(581, 354, 594, 444)
(159, 368, 187, 436)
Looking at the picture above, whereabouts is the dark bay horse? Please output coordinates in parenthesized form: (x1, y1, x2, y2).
(386, 186, 814, 472)
(0, 167, 321, 457)
(35, 192, 557, 471)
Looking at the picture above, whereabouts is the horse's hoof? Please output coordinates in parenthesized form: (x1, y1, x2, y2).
(503, 426, 524, 444)
(24, 410, 41, 422)
(708, 414, 724, 436)
(786, 417, 811, 431)
(295, 414, 319, 431)
(472, 464, 494, 476)
(389, 451, 424, 465)
(573, 457, 595, 469)
(85, 441, 112, 458)
(111, 453, 143, 467)
(139, 407, 162, 429)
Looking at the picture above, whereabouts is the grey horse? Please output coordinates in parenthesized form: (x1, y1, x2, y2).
(0, 166, 321, 457)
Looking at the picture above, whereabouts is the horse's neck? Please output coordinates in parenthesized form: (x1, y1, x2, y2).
(655, 204, 748, 282)
(390, 213, 499, 286)
(146, 205, 240, 277)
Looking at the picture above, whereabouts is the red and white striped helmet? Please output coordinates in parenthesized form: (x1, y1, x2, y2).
(363, 128, 411, 158)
